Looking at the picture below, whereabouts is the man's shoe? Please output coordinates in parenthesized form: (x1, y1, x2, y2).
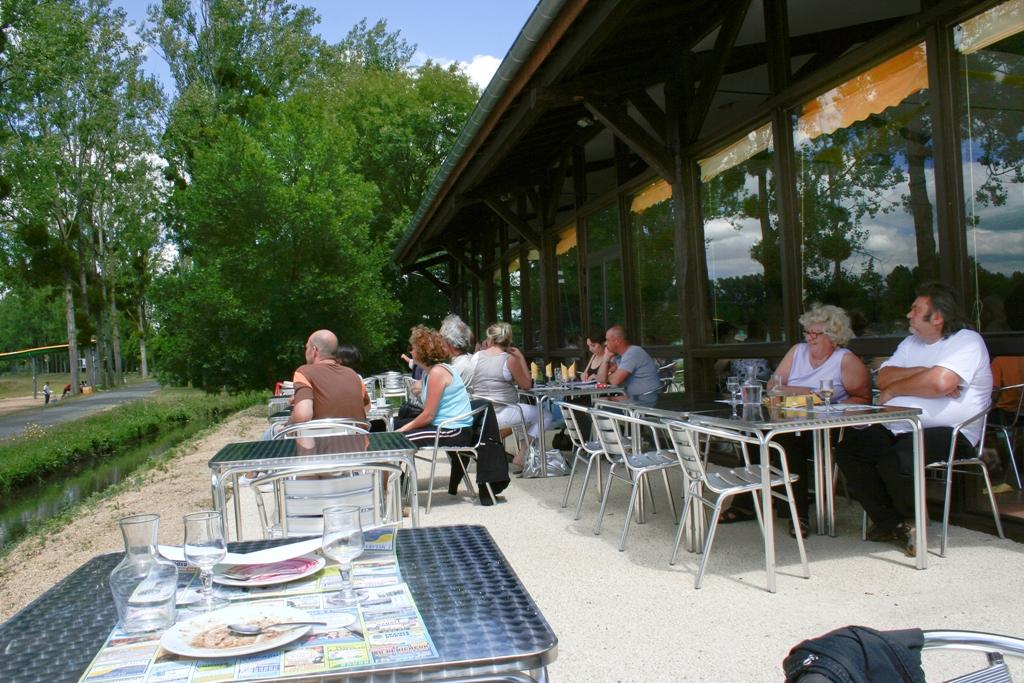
(865, 523, 895, 543)
(893, 521, 917, 558)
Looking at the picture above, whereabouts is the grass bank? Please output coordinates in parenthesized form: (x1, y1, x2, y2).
(0, 387, 262, 497)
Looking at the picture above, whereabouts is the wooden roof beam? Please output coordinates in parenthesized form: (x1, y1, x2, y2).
(688, 0, 752, 142)
(401, 252, 450, 274)
(411, 267, 451, 296)
(584, 98, 673, 182)
(627, 89, 667, 145)
(446, 246, 485, 282)
(483, 198, 542, 249)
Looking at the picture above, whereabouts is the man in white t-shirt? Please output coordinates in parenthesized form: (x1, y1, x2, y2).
(837, 283, 992, 557)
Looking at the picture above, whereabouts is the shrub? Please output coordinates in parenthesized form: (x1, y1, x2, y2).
(0, 388, 262, 496)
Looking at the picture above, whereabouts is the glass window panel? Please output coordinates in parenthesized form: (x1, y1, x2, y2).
(793, 43, 936, 338)
(586, 203, 620, 253)
(527, 249, 542, 350)
(556, 226, 581, 348)
(702, 130, 784, 343)
(493, 268, 504, 327)
(508, 262, 523, 343)
(605, 258, 624, 328)
(630, 180, 682, 346)
(957, 2, 1024, 332)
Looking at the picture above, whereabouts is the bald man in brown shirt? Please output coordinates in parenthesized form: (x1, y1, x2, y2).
(288, 329, 368, 426)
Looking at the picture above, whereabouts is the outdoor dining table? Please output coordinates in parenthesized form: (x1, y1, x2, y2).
(688, 403, 926, 592)
(267, 405, 393, 429)
(522, 382, 625, 477)
(209, 431, 419, 538)
(0, 525, 558, 683)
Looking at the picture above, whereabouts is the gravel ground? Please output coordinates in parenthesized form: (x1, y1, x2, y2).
(2, 410, 1023, 682)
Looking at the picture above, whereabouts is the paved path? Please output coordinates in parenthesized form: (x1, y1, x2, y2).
(0, 381, 161, 439)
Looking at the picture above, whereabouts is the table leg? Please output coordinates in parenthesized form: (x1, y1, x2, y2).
(823, 430, 836, 537)
(406, 455, 419, 527)
(811, 430, 825, 535)
(761, 435, 776, 593)
(538, 396, 548, 477)
(911, 418, 928, 569)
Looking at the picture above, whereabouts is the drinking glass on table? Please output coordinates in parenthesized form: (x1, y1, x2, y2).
(818, 378, 835, 413)
(726, 376, 741, 408)
(322, 505, 367, 606)
(183, 510, 228, 611)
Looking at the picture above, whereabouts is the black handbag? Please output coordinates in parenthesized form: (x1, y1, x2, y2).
(551, 428, 573, 451)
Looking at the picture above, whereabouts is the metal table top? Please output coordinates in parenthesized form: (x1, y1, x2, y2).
(0, 525, 558, 683)
(689, 404, 923, 432)
(210, 431, 415, 469)
(523, 383, 624, 399)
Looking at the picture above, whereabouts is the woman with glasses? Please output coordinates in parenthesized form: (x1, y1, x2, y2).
(721, 304, 870, 537)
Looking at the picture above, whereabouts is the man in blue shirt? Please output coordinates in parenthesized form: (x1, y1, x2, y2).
(597, 325, 662, 407)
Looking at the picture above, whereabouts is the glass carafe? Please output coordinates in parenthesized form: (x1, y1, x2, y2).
(109, 513, 178, 633)
(741, 362, 763, 405)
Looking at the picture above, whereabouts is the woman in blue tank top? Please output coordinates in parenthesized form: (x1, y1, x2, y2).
(397, 326, 474, 494)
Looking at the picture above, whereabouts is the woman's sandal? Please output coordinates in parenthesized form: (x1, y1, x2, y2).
(789, 518, 809, 539)
(719, 507, 757, 524)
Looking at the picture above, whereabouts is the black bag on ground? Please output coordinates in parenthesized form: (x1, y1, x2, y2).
(551, 428, 573, 451)
(782, 626, 926, 683)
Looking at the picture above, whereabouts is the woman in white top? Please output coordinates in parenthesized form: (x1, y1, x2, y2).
(469, 322, 537, 469)
(723, 304, 870, 537)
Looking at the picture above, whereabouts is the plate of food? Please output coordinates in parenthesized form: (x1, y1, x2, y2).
(160, 604, 314, 658)
(213, 554, 325, 587)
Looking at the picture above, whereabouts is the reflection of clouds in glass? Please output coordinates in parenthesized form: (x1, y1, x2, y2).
(705, 217, 763, 280)
(963, 159, 1024, 274)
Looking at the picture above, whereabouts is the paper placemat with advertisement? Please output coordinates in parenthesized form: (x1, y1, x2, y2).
(77, 531, 437, 682)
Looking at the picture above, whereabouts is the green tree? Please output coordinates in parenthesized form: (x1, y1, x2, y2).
(1, 0, 162, 391)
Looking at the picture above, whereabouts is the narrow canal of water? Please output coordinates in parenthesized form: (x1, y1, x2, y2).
(0, 423, 207, 550)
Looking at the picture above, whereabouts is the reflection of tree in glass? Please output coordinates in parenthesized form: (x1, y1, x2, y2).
(960, 36, 1024, 329)
(633, 197, 680, 345)
(962, 37, 1024, 216)
(701, 154, 783, 341)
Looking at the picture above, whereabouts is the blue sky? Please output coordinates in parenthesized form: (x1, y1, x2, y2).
(114, 0, 539, 91)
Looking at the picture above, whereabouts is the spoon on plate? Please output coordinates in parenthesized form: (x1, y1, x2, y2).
(228, 621, 326, 636)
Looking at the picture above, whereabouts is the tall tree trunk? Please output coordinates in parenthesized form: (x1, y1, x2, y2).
(110, 294, 123, 384)
(756, 169, 783, 340)
(136, 301, 149, 378)
(64, 270, 80, 395)
(904, 131, 938, 281)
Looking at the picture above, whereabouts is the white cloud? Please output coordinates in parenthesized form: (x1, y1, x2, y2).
(459, 54, 501, 90)
(414, 51, 502, 91)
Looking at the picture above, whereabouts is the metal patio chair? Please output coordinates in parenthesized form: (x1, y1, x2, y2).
(473, 393, 529, 463)
(253, 420, 376, 538)
(665, 418, 809, 590)
(274, 418, 370, 438)
(862, 406, 1006, 556)
(414, 401, 493, 512)
(987, 382, 1024, 490)
(923, 630, 1024, 682)
(925, 404, 1004, 557)
(554, 399, 606, 519)
(590, 409, 680, 551)
(252, 462, 403, 537)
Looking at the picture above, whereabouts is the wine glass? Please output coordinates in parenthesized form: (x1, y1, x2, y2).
(818, 378, 835, 414)
(321, 505, 366, 606)
(183, 510, 228, 611)
(726, 376, 741, 408)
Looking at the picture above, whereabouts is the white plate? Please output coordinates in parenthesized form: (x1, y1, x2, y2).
(213, 554, 325, 587)
(160, 604, 313, 658)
